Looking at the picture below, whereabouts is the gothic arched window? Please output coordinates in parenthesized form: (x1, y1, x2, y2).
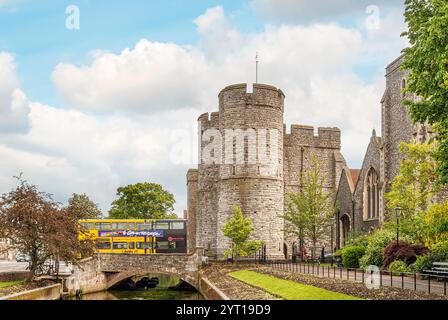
(364, 168, 379, 220)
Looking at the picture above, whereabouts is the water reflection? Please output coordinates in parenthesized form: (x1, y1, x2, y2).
(78, 290, 204, 300)
(75, 274, 204, 300)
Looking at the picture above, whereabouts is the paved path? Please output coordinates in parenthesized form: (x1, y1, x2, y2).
(0, 260, 28, 273)
(268, 262, 447, 296)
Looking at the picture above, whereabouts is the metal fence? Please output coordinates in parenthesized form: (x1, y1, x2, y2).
(253, 260, 448, 297)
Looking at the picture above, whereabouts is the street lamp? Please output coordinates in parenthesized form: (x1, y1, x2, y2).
(394, 207, 403, 245)
(330, 217, 336, 266)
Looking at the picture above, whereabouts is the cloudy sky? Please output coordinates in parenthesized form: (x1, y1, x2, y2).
(0, 0, 407, 215)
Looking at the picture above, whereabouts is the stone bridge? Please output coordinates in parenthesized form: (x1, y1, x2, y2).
(65, 248, 204, 295)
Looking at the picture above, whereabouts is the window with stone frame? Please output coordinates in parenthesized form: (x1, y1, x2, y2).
(364, 168, 380, 220)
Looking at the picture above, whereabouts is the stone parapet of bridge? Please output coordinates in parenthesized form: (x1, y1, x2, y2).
(99, 248, 204, 289)
(64, 248, 205, 295)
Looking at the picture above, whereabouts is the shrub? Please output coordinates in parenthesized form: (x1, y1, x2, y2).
(382, 241, 430, 269)
(414, 241, 448, 273)
(345, 233, 369, 247)
(359, 229, 397, 268)
(341, 246, 365, 269)
(388, 261, 412, 275)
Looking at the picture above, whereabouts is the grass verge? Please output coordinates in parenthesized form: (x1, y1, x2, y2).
(229, 270, 363, 300)
(0, 280, 25, 289)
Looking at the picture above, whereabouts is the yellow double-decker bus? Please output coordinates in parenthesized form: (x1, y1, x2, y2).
(78, 219, 187, 254)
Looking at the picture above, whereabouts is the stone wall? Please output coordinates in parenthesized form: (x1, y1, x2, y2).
(199, 277, 230, 300)
(66, 249, 204, 295)
(353, 134, 382, 233)
(65, 257, 107, 296)
(334, 167, 355, 249)
(283, 124, 346, 255)
(382, 55, 414, 194)
(186, 169, 198, 252)
(0, 284, 61, 300)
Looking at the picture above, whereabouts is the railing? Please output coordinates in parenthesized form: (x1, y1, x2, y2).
(252, 260, 448, 297)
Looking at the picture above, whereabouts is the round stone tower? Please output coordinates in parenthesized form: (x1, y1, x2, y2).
(216, 83, 285, 259)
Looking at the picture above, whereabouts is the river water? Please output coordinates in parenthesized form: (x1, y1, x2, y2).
(74, 274, 204, 300)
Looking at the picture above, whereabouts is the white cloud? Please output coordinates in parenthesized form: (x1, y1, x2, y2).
(0, 53, 30, 133)
(0, 5, 407, 214)
(52, 41, 209, 114)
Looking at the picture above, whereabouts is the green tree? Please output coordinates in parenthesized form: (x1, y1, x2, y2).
(385, 141, 440, 243)
(109, 182, 176, 219)
(68, 193, 102, 219)
(424, 202, 448, 248)
(221, 205, 264, 259)
(284, 156, 334, 259)
(402, 0, 448, 184)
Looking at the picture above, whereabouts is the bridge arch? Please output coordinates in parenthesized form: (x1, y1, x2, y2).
(105, 269, 198, 290)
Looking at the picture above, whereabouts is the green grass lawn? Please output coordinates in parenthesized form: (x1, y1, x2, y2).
(0, 280, 25, 289)
(229, 270, 362, 300)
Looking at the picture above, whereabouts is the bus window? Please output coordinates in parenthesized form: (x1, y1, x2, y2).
(128, 223, 135, 230)
(80, 223, 95, 230)
(155, 222, 169, 230)
(96, 240, 111, 249)
(129, 242, 135, 249)
(112, 222, 128, 230)
(170, 222, 184, 230)
(137, 223, 152, 230)
(97, 223, 111, 230)
(137, 242, 153, 249)
(112, 242, 128, 249)
(120, 223, 129, 229)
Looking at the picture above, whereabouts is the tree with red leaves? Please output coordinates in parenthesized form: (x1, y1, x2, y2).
(0, 175, 93, 281)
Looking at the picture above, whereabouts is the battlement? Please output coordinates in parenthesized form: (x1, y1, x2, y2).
(218, 83, 284, 112)
(198, 112, 220, 130)
(284, 124, 341, 149)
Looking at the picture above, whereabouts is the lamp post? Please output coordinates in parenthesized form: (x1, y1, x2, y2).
(330, 217, 335, 266)
(394, 207, 402, 245)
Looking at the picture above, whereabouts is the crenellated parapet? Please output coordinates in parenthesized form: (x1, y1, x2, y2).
(218, 83, 284, 114)
(198, 112, 220, 131)
(284, 124, 341, 149)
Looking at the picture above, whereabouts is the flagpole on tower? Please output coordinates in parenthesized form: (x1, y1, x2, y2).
(255, 52, 259, 84)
